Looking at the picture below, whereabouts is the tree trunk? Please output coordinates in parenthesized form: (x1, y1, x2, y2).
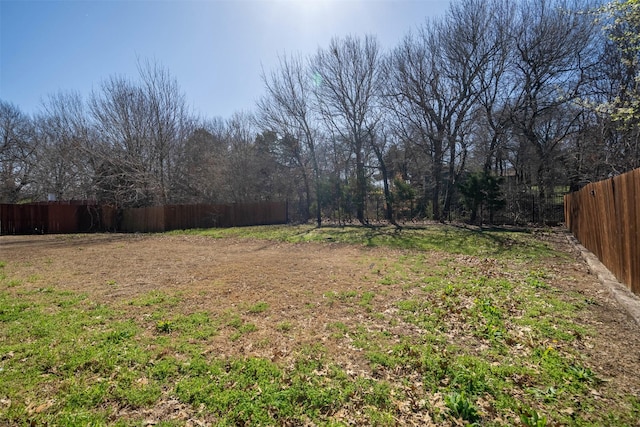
(442, 140, 457, 221)
(310, 147, 322, 227)
(355, 147, 367, 224)
(300, 167, 311, 223)
(371, 140, 399, 227)
(432, 140, 443, 221)
(537, 159, 550, 224)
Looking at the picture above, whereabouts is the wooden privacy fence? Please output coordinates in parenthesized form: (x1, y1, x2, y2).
(565, 168, 640, 296)
(0, 201, 288, 235)
(0, 202, 108, 235)
(119, 202, 288, 232)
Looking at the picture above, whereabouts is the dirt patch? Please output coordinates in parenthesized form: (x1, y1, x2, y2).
(2, 234, 417, 367)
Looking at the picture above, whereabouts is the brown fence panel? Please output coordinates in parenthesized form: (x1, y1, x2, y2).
(193, 205, 225, 229)
(2, 204, 16, 234)
(1, 203, 115, 234)
(566, 168, 640, 296)
(262, 201, 288, 225)
(0, 204, 48, 234)
(163, 205, 180, 230)
(213, 204, 233, 228)
(234, 201, 288, 227)
(146, 206, 165, 233)
(75, 204, 104, 232)
(163, 204, 233, 230)
(1, 201, 288, 235)
(47, 204, 79, 234)
(234, 203, 250, 227)
(99, 205, 118, 231)
(162, 202, 287, 230)
(634, 170, 640, 295)
(620, 169, 640, 295)
(1, 204, 15, 234)
(121, 206, 166, 233)
(614, 173, 631, 287)
(119, 208, 135, 233)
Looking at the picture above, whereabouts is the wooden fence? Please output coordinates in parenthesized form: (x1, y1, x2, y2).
(0, 202, 107, 235)
(119, 202, 288, 232)
(0, 201, 288, 235)
(565, 168, 640, 296)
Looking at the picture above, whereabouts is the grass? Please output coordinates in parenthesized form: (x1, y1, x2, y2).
(169, 224, 556, 259)
(247, 301, 269, 314)
(0, 224, 637, 425)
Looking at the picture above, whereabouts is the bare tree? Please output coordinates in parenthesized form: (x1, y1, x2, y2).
(89, 61, 193, 207)
(473, 1, 516, 175)
(257, 53, 323, 225)
(387, 0, 502, 220)
(224, 111, 266, 203)
(90, 75, 154, 207)
(32, 91, 95, 201)
(312, 35, 383, 224)
(507, 0, 598, 217)
(138, 59, 193, 204)
(367, 123, 400, 226)
(172, 118, 229, 203)
(0, 100, 36, 203)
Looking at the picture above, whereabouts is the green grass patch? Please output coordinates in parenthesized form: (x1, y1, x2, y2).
(170, 224, 556, 259)
(129, 290, 183, 307)
(247, 301, 269, 314)
(276, 321, 293, 332)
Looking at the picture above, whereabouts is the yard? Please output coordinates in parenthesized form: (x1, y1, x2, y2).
(1, 225, 639, 426)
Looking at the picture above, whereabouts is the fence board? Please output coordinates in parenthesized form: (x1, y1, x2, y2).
(565, 168, 640, 296)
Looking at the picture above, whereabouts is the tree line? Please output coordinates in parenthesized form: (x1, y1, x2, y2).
(1, 0, 638, 225)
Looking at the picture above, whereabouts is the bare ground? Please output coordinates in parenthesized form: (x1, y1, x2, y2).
(1, 231, 640, 425)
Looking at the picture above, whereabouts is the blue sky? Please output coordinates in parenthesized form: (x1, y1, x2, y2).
(1, 0, 450, 120)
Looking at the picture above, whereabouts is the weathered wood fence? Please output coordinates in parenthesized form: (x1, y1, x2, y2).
(0, 201, 288, 235)
(565, 168, 640, 296)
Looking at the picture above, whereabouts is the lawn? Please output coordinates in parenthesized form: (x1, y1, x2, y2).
(1, 224, 639, 426)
